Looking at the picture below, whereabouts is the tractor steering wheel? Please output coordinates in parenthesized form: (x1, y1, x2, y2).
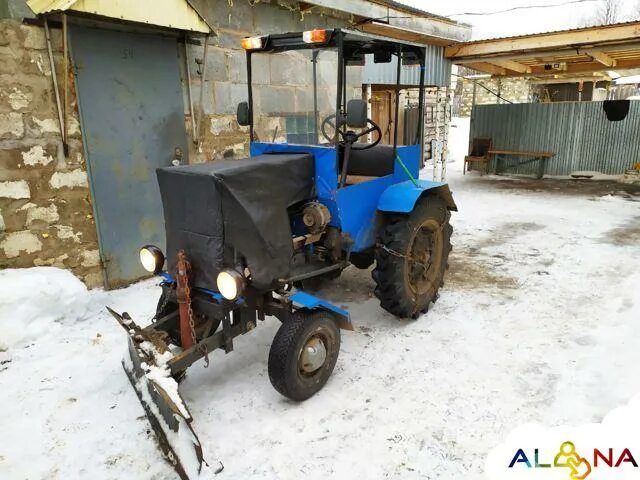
(321, 114, 382, 151)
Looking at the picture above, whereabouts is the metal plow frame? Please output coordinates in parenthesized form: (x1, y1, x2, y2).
(108, 307, 214, 480)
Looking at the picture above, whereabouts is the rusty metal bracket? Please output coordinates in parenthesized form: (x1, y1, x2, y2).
(176, 250, 194, 350)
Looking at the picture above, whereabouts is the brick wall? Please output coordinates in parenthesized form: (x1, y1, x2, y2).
(0, 20, 102, 287)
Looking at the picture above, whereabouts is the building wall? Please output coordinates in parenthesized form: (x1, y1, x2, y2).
(531, 82, 595, 102)
(454, 68, 532, 117)
(185, 0, 351, 163)
(0, 20, 102, 287)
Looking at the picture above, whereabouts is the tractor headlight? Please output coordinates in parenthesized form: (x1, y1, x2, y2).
(139, 245, 165, 274)
(216, 269, 245, 300)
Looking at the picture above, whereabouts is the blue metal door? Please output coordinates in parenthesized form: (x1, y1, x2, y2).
(70, 25, 187, 288)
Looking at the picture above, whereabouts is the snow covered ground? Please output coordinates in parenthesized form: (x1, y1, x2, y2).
(2, 118, 640, 480)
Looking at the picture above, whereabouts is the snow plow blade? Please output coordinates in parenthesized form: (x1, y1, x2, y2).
(107, 306, 214, 479)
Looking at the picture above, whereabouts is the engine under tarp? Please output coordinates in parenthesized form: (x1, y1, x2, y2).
(157, 153, 315, 291)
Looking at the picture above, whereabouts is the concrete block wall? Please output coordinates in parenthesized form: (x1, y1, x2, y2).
(0, 20, 102, 287)
(186, 0, 350, 162)
(456, 75, 532, 117)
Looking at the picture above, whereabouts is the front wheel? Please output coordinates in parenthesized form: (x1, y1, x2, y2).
(268, 310, 340, 401)
(372, 196, 452, 319)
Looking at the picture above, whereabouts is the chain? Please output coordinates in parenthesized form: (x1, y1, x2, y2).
(184, 280, 209, 368)
(377, 243, 429, 269)
(376, 222, 446, 270)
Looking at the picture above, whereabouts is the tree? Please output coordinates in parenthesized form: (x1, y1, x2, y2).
(579, 0, 624, 26)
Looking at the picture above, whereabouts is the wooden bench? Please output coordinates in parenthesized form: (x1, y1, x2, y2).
(489, 149, 555, 179)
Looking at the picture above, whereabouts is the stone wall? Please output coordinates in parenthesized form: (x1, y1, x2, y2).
(454, 68, 532, 117)
(0, 20, 102, 287)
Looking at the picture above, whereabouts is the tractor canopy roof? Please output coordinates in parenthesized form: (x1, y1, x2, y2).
(242, 28, 425, 64)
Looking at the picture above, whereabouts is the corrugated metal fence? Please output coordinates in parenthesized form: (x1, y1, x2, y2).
(470, 101, 640, 175)
(362, 44, 451, 87)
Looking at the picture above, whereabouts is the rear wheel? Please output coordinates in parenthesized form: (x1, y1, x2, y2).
(268, 310, 340, 401)
(372, 196, 452, 319)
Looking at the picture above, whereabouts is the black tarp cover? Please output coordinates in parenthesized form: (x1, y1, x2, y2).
(157, 154, 315, 291)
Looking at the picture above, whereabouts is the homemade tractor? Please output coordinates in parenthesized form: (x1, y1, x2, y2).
(108, 28, 457, 478)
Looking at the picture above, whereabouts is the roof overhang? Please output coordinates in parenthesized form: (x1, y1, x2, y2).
(297, 0, 471, 45)
(445, 21, 640, 79)
(27, 0, 211, 33)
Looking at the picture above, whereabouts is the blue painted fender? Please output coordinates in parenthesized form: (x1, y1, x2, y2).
(377, 179, 458, 214)
(289, 291, 353, 331)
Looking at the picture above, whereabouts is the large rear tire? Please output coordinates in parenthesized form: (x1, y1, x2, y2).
(372, 196, 452, 319)
(268, 310, 340, 401)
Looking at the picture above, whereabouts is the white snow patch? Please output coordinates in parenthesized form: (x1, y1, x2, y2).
(0, 268, 93, 348)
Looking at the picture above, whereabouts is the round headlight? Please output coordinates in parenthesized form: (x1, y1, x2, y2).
(216, 269, 245, 300)
(139, 245, 165, 274)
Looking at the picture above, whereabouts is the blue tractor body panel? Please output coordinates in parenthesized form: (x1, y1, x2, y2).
(250, 142, 445, 252)
(289, 291, 352, 330)
(378, 179, 451, 213)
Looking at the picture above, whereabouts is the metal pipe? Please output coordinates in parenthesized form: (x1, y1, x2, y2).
(392, 46, 402, 155)
(247, 51, 254, 141)
(62, 13, 68, 151)
(416, 47, 426, 167)
(44, 18, 65, 150)
(196, 34, 209, 147)
(312, 49, 319, 145)
(335, 31, 344, 146)
(184, 38, 197, 143)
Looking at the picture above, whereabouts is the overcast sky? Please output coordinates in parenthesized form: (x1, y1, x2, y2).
(400, 0, 640, 39)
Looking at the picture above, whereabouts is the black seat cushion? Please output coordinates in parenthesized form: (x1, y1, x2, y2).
(339, 143, 395, 177)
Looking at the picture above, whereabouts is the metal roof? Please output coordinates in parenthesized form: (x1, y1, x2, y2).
(454, 20, 640, 45)
(446, 21, 640, 79)
(372, 0, 467, 26)
(362, 44, 451, 87)
(26, 0, 211, 33)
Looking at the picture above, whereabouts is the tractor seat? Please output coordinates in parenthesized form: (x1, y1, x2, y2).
(339, 143, 395, 177)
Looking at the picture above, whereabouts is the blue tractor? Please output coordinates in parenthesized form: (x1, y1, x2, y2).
(108, 28, 456, 479)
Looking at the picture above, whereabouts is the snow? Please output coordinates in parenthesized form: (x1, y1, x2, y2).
(2, 119, 640, 479)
